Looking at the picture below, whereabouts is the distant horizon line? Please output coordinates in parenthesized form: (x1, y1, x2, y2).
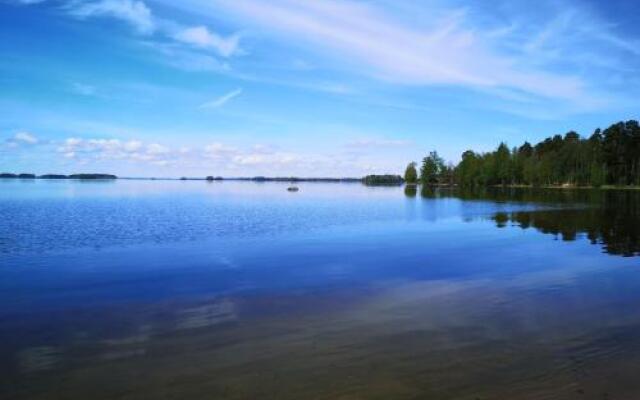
(0, 172, 403, 182)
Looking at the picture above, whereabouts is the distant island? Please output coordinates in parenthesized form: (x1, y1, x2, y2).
(170, 176, 363, 182)
(39, 174, 68, 179)
(0, 173, 372, 183)
(226, 177, 362, 183)
(362, 175, 404, 185)
(0, 173, 117, 180)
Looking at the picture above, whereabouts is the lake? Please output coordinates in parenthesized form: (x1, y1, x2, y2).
(2, 179, 640, 399)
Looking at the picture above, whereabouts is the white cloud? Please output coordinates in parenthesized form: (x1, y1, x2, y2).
(53, 136, 297, 172)
(173, 26, 241, 57)
(55, 137, 185, 168)
(5, 131, 39, 148)
(146, 143, 169, 155)
(19, 0, 244, 73)
(13, 132, 39, 145)
(141, 41, 231, 73)
(199, 88, 243, 109)
(64, 137, 82, 147)
(201, 141, 304, 169)
(63, 1, 244, 63)
(123, 140, 142, 152)
(47, 135, 403, 176)
(59, 137, 148, 158)
(67, 0, 154, 34)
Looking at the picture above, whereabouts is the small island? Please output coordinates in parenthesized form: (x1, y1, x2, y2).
(223, 177, 361, 182)
(362, 175, 404, 186)
(0, 173, 117, 180)
(68, 174, 117, 180)
(1, 173, 36, 178)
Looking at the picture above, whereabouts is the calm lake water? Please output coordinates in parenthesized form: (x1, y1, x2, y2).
(2, 180, 640, 399)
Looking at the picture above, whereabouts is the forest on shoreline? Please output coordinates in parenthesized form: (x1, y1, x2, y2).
(405, 120, 640, 188)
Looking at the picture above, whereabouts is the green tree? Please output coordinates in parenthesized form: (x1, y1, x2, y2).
(456, 150, 480, 187)
(420, 151, 444, 184)
(403, 162, 418, 184)
(494, 142, 511, 185)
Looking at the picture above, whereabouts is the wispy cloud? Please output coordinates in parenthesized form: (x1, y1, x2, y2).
(61, 0, 242, 62)
(66, 0, 154, 34)
(14, 131, 38, 144)
(173, 26, 241, 57)
(5, 131, 39, 147)
(140, 41, 231, 73)
(168, 0, 640, 113)
(203, 1, 583, 100)
(199, 88, 243, 109)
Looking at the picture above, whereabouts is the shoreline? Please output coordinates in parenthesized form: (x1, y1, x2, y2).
(488, 184, 640, 191)
(4, 175, 640, 190)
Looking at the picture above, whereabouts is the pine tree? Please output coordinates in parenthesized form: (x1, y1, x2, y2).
(404, 162, 418, 184)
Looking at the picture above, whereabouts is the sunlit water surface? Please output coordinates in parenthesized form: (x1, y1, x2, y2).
(2, 180, 640, 399)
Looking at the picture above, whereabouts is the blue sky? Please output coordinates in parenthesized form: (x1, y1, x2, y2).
(1, 0, 639, 177)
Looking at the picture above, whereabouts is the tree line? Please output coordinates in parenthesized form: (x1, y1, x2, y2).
(404, 120, 640, 187)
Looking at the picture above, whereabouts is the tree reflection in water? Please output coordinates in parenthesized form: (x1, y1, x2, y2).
(410, 186, 640, 257)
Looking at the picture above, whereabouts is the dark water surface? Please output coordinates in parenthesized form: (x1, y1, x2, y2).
(2, 180, 640, 399)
